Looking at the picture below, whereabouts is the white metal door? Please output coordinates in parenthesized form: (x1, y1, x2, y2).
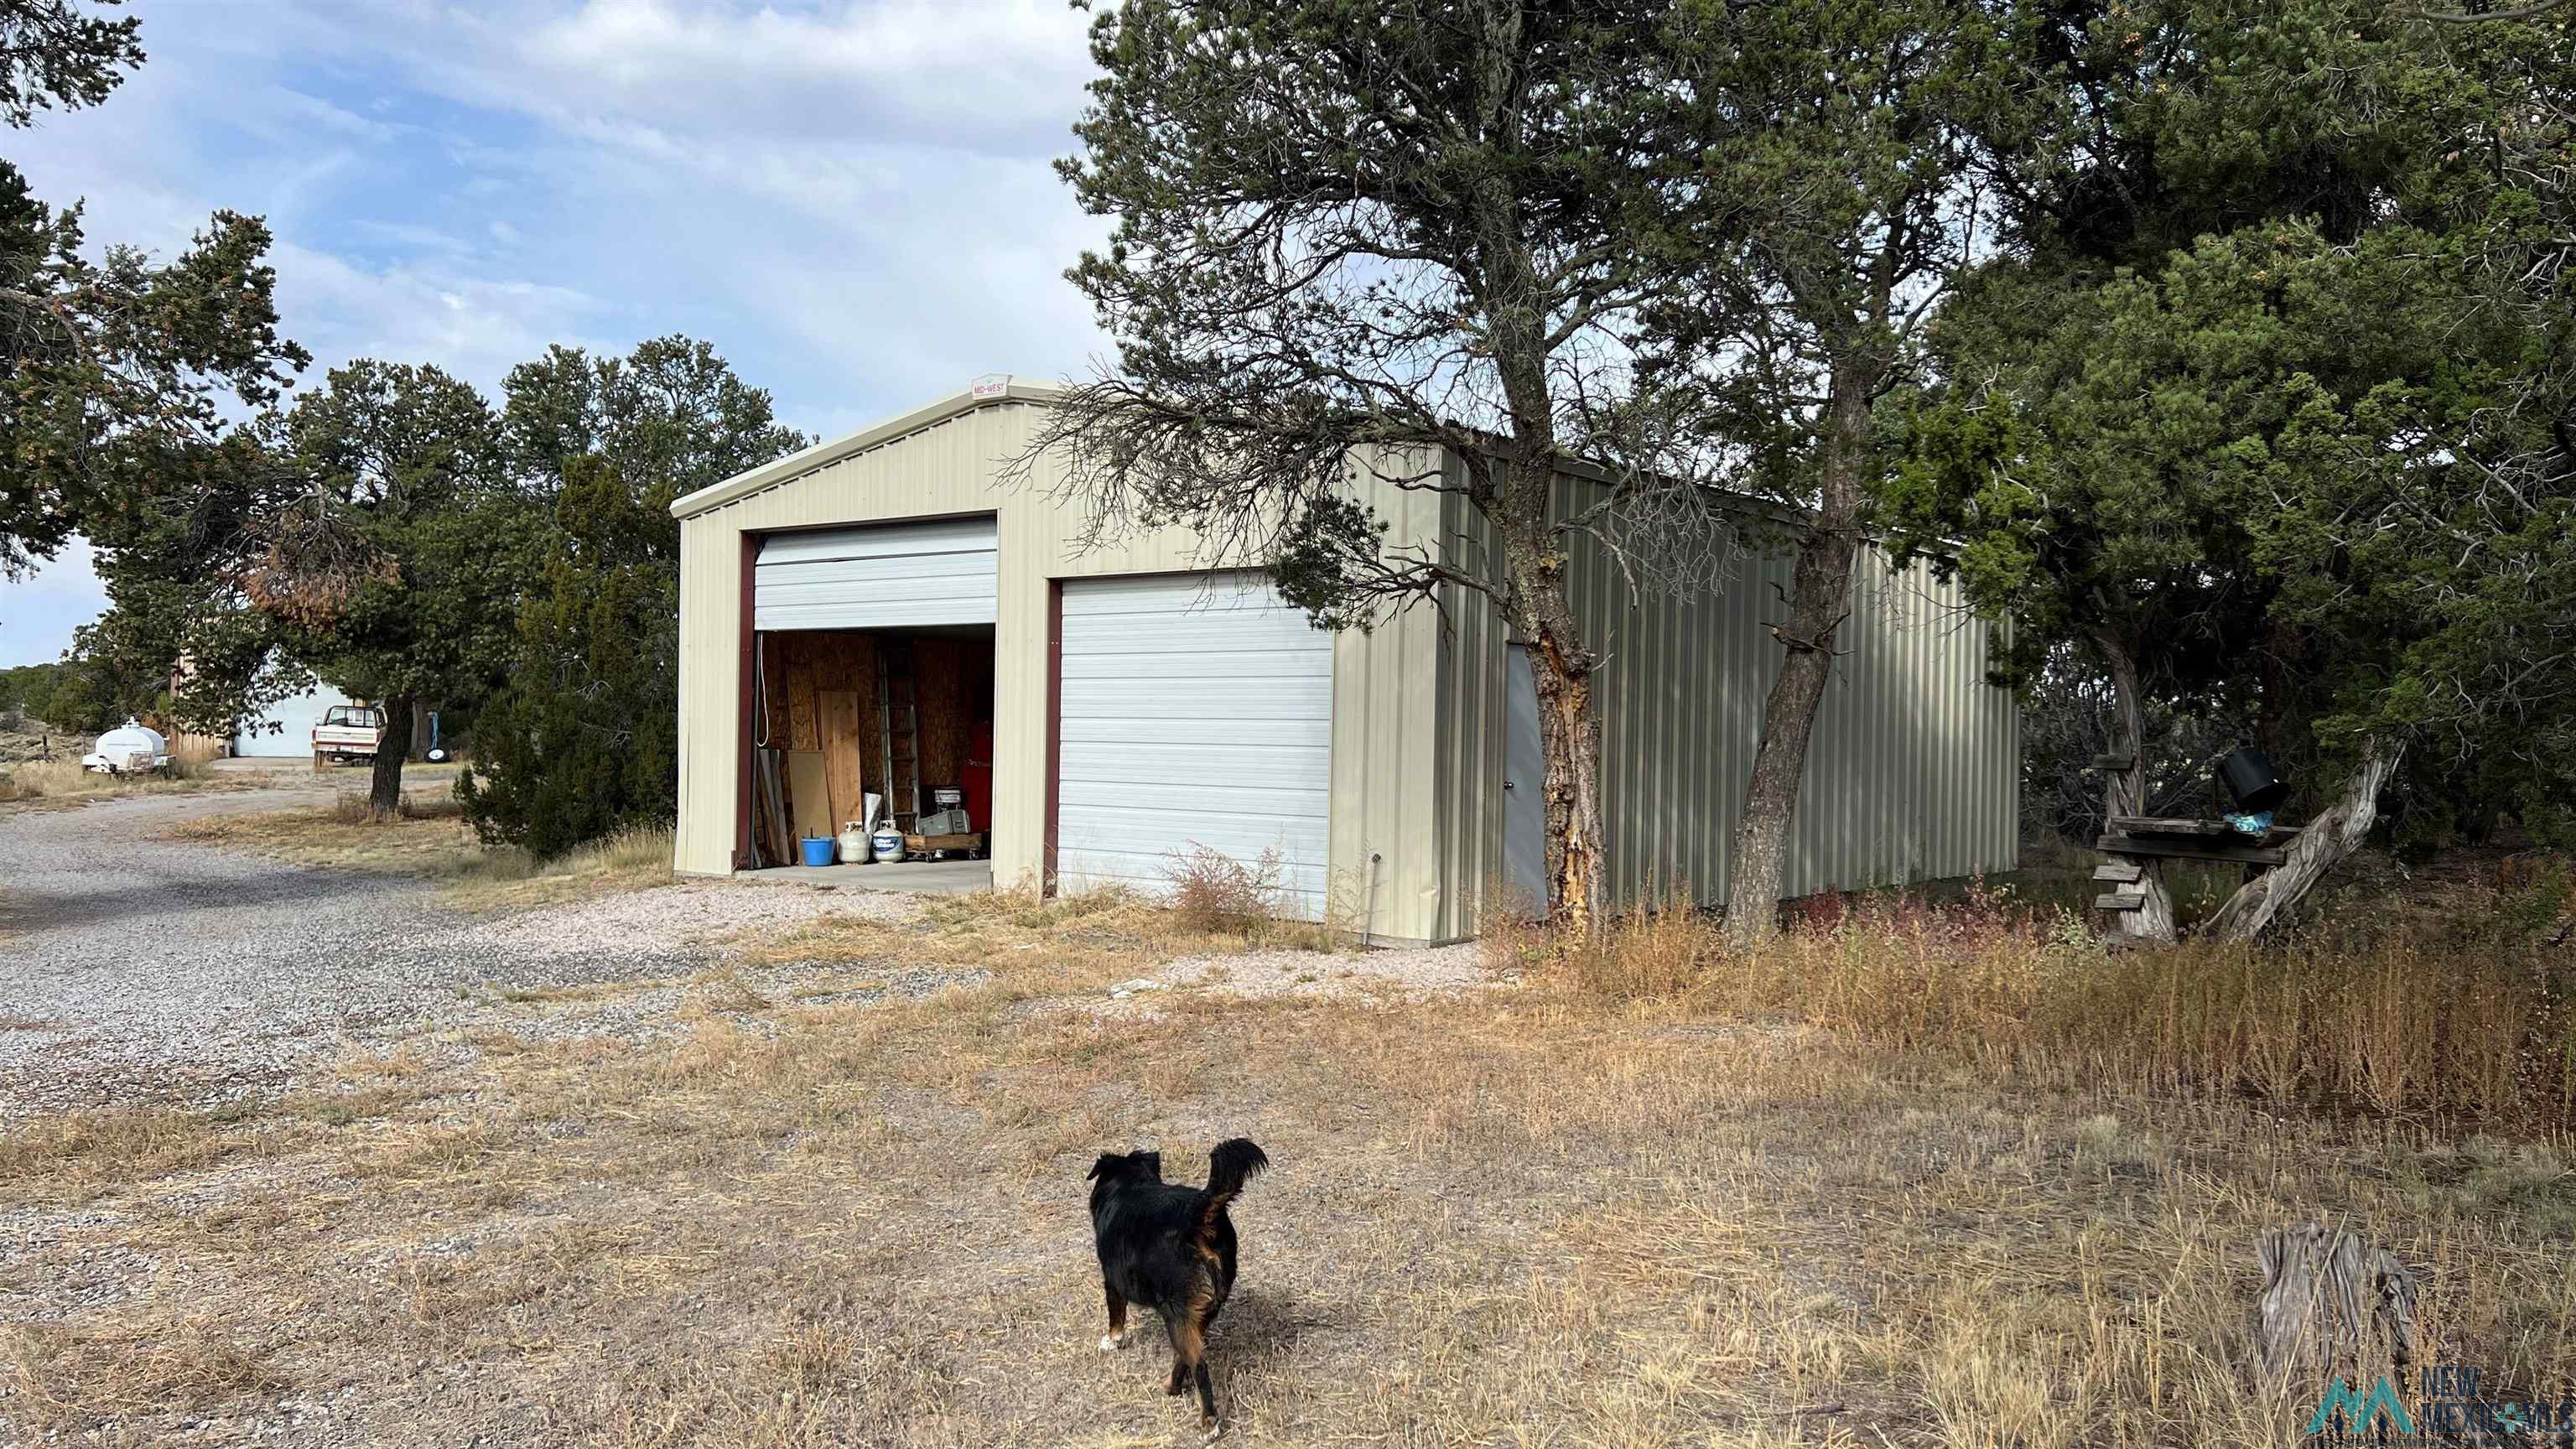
(1056, 572, 1333, 918)
(1504, 643, 1550, 911)
(754, 517, 997, 630)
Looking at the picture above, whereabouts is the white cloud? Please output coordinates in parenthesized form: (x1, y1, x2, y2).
(271, 242, 615, 390)
(383, 0, 1094, 157)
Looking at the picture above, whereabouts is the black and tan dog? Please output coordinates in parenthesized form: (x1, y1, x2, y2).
(1086, 1138, 1270, 1440)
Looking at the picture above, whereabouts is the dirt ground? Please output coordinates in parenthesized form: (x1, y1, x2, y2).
(0, 721, 68, 766)
(3, 791, 2571, 1446)
(5, 939, 2572, 1447)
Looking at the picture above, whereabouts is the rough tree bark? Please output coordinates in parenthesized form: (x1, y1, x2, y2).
(2253, 1222, 2420, 1411)
(2098, 634, 2178, 944)
(1722, 370, 1872, 948)
(1493, 474, 1611, 941)
(2204, 739, 2404, 942)
(366, 694, 413, 818)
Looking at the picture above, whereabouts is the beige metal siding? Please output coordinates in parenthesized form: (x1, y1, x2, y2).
(1326, 449, 1451, 937)
(1429, 460, 1511, 939)
(1433, 468, 2019, 925)
(673, 396, 1456, 944)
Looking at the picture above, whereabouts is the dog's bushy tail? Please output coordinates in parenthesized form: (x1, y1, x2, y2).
(1194, 1138, 1270, 1247)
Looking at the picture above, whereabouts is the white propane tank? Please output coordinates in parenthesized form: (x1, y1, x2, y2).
(837, 821, 872, 864)
(84, 718, 170, 775)
(871, 828, 906, 864)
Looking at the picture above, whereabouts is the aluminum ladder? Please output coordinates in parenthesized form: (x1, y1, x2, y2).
(875, 644, 922, 834)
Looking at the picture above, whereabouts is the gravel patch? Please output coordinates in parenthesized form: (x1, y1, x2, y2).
(0, 787, 928, 1119)
(0, 783, 1498, 1119)
(1083, 940, 1495, 1020)
(377, 960, 995, 1060)
(437, 878, 918, 969)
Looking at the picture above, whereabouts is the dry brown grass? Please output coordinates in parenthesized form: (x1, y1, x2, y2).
(164, 791, 480, 871)
(3, 880, 2572, 1446)
(0, 1105, 267, 1197)
(443, 822, 679, 911)
(0, 750, 240, 810)
(736, 881, 1345, 995)
(162, 798, 675, 911)
(1539, 866, 2576, 1138)
(1, 1316, 282, 1432)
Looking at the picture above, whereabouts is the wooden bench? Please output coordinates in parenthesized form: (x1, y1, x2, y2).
(2093, 816, 2303, 910)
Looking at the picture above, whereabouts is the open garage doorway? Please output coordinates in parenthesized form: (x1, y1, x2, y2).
(742, 517, 998, 887)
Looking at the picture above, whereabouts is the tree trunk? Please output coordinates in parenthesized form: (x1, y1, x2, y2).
(1528, 624, 1609, 942)
(1493, 471, 1611, 943)
(2253, 1222, 2420, 1408)
(2098, 634, 2176, 944)
(1722, 375, 1872, 948)
(367, 695, 414, 818)
(2203, 738, 2402, 943)
(1462, 150, 1611, 943)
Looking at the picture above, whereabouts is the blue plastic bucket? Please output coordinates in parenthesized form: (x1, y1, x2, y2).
(798, 836, 835, 867)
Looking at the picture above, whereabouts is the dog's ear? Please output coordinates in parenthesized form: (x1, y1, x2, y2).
(1086, 1152, 1124, 1182)
(1140, 1150, 1163, 1179)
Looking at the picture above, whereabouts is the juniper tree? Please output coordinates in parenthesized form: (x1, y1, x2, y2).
(0, 0, 304, 579)
(1884, 0, 2576, 937)
(460, 338, 807, 858)
(1636, 0, 2032, 944)
(0, 0, 138, 127)
(1034, 0, 1749, 940)
(243, 361, 523, 815)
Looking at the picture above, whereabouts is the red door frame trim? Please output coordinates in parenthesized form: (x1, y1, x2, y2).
(735, 530, 759, 870)
(1042, 578, 1063, 897)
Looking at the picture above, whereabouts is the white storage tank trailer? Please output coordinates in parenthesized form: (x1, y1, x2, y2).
(83, 718, 171, 775)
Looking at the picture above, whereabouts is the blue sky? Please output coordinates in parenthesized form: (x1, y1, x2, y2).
(0, 0, 1109, 667)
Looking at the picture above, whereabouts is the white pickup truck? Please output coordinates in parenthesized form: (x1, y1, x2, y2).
(311, 704, 387, 766)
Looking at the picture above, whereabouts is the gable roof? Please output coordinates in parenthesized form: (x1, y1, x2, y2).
(669, 375, 1066, 522)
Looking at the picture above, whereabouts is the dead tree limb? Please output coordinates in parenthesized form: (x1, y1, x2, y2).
(2203, 739, 2405, 943)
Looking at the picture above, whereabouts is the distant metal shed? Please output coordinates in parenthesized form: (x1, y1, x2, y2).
(670, 378, 2018, 944)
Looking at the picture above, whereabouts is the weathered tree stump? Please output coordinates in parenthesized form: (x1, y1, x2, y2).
(2255, 1223, 2421, 1416)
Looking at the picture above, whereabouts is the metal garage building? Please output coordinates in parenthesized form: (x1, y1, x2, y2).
(671, 377, 2018, 944)
(231, 668, 355, 758)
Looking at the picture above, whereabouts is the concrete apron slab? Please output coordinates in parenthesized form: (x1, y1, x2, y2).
(731, 859, 993, 896)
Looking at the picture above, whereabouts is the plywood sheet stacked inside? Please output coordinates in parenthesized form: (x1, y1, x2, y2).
(753, 631, 996, 860)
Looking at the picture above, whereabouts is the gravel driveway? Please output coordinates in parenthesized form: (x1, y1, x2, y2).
(0, 783, 911, 1120)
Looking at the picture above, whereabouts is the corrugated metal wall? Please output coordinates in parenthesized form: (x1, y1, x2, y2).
(673, 394, 1458, 943)
(1433, 469, 2019, 930)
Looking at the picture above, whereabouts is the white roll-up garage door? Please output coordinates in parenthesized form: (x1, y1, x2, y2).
(1057, 572, 1334, 918)
(754, 517, 997, 631)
